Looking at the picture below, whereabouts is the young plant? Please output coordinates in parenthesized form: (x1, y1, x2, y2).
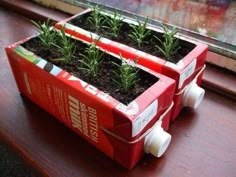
(154, 25, 180, 61)
(52, 27, 76, 63)
(103, 11, 124, 38)
(78, 38, 103, 79)
(87, 5, 106, 32)
(32, 19, 57, 48)
(113, 55, 139, 92)
(128, 17, 150, 48)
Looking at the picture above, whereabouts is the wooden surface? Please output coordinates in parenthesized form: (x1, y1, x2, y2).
(0, 0, 70, 22)
(1, 7, 236, 177)
(202, 63, 236, 100)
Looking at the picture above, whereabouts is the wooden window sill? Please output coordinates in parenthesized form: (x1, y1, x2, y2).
(0, 2, 235, 177)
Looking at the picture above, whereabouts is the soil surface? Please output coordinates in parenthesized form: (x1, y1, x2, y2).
(22, 37, 158, 105)
(69, 12, 196, 64)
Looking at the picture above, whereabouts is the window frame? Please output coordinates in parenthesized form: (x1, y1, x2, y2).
(32, 0, 236, 73)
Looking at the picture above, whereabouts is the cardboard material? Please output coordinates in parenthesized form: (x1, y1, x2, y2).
(55, 9, 208, 120)
(6, 35, 175, 169)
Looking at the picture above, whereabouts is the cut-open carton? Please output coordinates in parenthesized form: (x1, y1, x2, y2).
(55, 8, 208, 120)
(6, 33, 175, 169)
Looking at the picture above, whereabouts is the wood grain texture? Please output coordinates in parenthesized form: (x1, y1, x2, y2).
(0, 0, 70, 22)
(202, 63, 236, 100)
(0, 7, 236, 177)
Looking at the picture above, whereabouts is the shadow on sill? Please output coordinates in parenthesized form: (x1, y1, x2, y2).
(0, 139, 39, 177)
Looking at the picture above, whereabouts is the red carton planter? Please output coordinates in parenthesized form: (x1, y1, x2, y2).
(55, 9, 208, 120)
(6, 34, 175, 169)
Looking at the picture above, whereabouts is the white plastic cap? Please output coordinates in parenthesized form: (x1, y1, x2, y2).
(183, 82, 205, 109)
(144, 125, 171, 157)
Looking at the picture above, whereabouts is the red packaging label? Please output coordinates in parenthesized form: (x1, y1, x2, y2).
(6, 38, 175, 168)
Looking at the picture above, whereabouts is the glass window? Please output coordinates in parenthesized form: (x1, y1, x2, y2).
(72, 0, 236, 59)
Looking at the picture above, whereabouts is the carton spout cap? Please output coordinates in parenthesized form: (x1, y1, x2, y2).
(183, 83, 205, 109)
(144, 125, 171, 157)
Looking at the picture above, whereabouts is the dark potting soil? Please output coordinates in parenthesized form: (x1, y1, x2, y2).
(22, 37, 158, 105)
(69, 12, 196, 64)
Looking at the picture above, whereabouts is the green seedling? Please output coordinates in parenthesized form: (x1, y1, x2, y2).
(78, 38, 103, 79)
(154, 25, 180, 60)
(103, 11, 124, 38)
(32, 19, 57, 48)
(128, 17, 150, 48)
(87, 5, 106, 32)
(52, 27, 76, 63)
(113, 55, 139, 92)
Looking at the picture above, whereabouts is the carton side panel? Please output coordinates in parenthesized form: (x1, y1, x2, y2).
(5, 48, 29, 94)
(178, 43, 208, 89)
(7, 48, 117, 159)
(111, 73, 176, 140)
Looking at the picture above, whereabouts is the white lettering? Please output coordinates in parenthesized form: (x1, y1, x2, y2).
(68, 95, 82, 131)
(80, 102, 89, 136)
(88, 107, 98, 143)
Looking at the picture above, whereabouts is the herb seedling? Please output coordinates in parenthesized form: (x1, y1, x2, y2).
(154, 25, 180, 61)
(128, 17, 150, 48)
(52, 27, 76, 63)
(87, 5, 106, 32)
(78, 38, 103, 79)
(103, 11, 124, 38)
(113, 55, 139, 92)
(32, 19, 57, 48)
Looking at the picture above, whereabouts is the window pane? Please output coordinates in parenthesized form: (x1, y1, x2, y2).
(77, 0, 236, 58)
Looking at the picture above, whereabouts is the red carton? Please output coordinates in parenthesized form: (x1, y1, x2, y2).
(55, 9, 208, 120)
(6, 34, 175, 169)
